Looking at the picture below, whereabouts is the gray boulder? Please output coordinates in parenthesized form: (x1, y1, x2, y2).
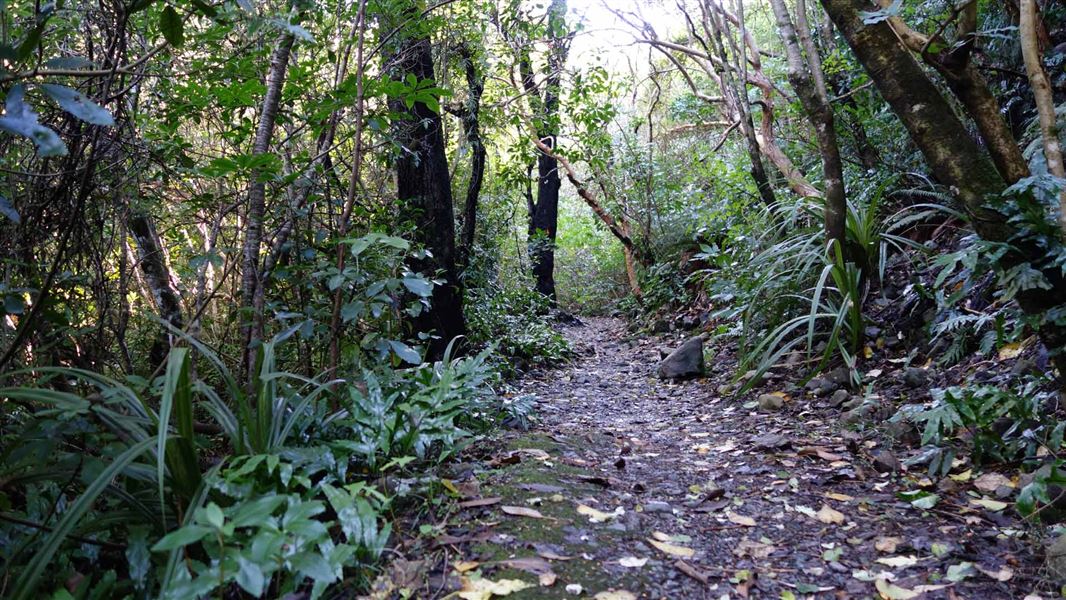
(657, 336, 705, 380)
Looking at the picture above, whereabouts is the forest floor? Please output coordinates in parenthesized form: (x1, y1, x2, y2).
(369, 318, 1051, 599)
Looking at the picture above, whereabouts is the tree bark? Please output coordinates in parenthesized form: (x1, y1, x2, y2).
(820, 0, 1066, 379)
(129, 211, 184, 367)
(388, 22, 467, 359)
(770, 0, 846, 248)
(241, 33, 294, 383)
(1020, 0, 1066, 239)
(455, 44, 487, 269)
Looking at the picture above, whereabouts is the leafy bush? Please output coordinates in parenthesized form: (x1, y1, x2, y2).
(466, 285, 571, 375)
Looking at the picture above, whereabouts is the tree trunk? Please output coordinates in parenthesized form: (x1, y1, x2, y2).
(456, 44, 487, 269)
(770, 0, 846, 248)
(241, 34, 294, 383)
(388, 25, 467, 359)
(128, 211, 184, 367)
(820, 0, 1066, 379)
(1021, 0, 1066, 239)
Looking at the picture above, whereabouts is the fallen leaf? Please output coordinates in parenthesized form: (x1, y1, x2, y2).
(454, 561, 480, 573)
(539, 572, 557, 587)
(970, 498, 1008, 512)
(874, 578, 919, 600)
(501, 505, 546, 519)
(651, 531, 692, 543)
(593, 592, 636, 600)
(648, 538, 695, 558)
(946, 562, 974, 582)
(816, 448, 846, 462)
(876, 555, 919, 569)
(537, 549, 572, 561)
(815, 504, 845, 525)
(974, 473, 1013, 493)
(825, 492, 854, 502)
(734, 538, 775, 559)
(499, 557, 553, 575)
(458, 497, 502, 509)
(727, 511, 757, 527)
(442, 479, 461, 496)
(618, 556, 648, 568)
(458, 577, 533, 600)
(565, 583, 583, 595)
(975, 564, 1013, 582)
(577, 504, 623, 523)
(949, 469, 972, 482)
(998, 341, 1025, 360)
(874, 537, 903, 553)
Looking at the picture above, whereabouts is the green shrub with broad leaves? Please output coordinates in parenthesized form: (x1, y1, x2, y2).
(0, 234, 501, 599)
(466, 284, 571, 375)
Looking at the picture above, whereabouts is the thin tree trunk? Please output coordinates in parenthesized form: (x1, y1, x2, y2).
(241, 33, 294, 384)
(456, 44, 486, 269)
(129, 211, 184, 367)
(1021, 0, 1066, 239)
(770, 0, 846, 248)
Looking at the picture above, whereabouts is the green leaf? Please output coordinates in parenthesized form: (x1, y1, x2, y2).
(402, 276, 433, 297)
(39, 84, 115, 126)
(388, 341, 421, 365)
(160, 6, 184, 48)
(0, 85, 67, 156)
(231, 494, 286, 528)
(10, 438, 155, 600)
(4, 294, 24, 315)
(203, 502, 225, 529)
(125, 526, 151, 590)
(235, 555, 266, 596)
(151, 524, 212, 551)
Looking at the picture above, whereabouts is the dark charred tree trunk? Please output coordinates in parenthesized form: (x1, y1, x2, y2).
(520, 0, 568, 303)
(388, 26, 467, 359)
(129, 211, 184, 367)
(820, 0, 1066, 380)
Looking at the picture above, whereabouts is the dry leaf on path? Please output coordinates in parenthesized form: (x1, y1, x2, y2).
(648, 538, 696, 558)
(458, 497, 502, 509)
(501, 505, 547, 519)
(873, 578, 918, 600)
(727, 511, 757, 527)
(874, 536, 903, 553)
(618, 556, 648, 568)
(577, 504, 623, 523)
(974, 473, 1014, 493)
(539, 572, 557, 587)
(875, 555, 919, 568)
(975, 564, 1014, 582)
(454, 561, 480, 573)
(816, 504, 845, 525)
(499, 557, 553, 575)
(594, 592, 637, 600)
(457, 577, 533, 600)
(970, 498, 1009, 512)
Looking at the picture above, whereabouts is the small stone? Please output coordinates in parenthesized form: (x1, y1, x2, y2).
(644, 500, 672, 513)
(753, 433, 789, 450)
(902, 367, 930, 388)
(829, 389, 851, 408)
(657, 336, 705, 380)
(827, 367, 851, 386)
(871, 450, 900, 473)
(717, 383, 736, 396)
(842, 396, 865, 411)
(758, 393, 784, 411)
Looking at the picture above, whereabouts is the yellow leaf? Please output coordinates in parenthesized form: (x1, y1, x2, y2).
(727, 511, 757, 527)
(594, 592, 637, 600)
(458, 577, 533, 600)
(501, 505, 546, 519)
(577, 504, 623, 523)
(538, 572, 557, 587)
(875, 578, 919, 600)
(998, 342, 1025, 360)
(875, 555, 919, 568)
(970, 498, 1009, 512)
(442, 479, 460, 496)
(864, 346, 874, 359)
(454, 561, 480, 573)
(825, 492, 854, 502)
(648, 538, 695, 558)
(815, 504, 845, 525)
(948, 469, 972, 482)
(618, 556, 648, 568)
(874, 536, 903, 553)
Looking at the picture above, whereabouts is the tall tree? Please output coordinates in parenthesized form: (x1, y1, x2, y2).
(386, 9, 467, 357)
(520, 0, 569, 302)
(770, 0, 846, 248)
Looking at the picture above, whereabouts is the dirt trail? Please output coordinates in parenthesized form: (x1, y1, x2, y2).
(409, 318, 1043, 599)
